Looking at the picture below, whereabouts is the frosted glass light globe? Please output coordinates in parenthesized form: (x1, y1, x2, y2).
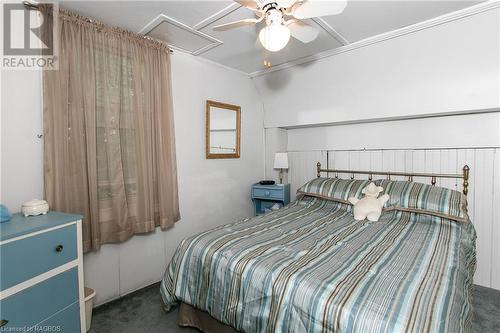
(258, 23, 291, 52)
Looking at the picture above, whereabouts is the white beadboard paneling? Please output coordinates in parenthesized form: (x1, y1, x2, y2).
(382, 151, 395, 175)
(492, 150, 500, 290)
(472, 149, 495, 286)
(371, 151, 384, 172)
(288, 147, 500, 289)
(426, 150, 442, 186)
(412, 150, 427, 184)
(348, 151, 360, 174)
(440, 150, 459, 191)
(393, 150, 406, 181)
(359, 151, 371, 173)
(289, 151, 326, 201)
(329, 151, 350, 176)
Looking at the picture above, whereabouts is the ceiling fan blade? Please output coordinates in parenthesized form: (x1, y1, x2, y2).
(276, 0, 297, 9)
(233, 0, 259, 10)
(213, 18, 262, 31)
(291, 0, 347, 19)
(287, 20, 319, 43)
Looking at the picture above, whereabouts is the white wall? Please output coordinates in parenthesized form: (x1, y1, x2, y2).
(264, 127, 287, 181)
(1, 70, 44, 209)
(253, 8, 500, 128)
(0, 52, 265, 305)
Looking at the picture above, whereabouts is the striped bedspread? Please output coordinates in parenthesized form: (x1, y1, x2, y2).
(160, 196, 476, 333)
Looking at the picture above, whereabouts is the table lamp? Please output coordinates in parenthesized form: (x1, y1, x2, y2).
(274, 152, 288, 184)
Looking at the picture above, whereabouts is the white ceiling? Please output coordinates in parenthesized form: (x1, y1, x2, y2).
(60, 1, 482, 74)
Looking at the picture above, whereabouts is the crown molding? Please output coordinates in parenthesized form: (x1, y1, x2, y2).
(250, 0, 500, 78)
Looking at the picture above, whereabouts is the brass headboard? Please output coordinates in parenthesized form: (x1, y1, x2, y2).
(316, 162, 470, 195)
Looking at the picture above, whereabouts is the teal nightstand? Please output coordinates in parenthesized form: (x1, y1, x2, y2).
(251, 183, 290, 216)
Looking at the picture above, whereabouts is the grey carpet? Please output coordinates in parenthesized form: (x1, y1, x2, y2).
(89, 283, 500, 333)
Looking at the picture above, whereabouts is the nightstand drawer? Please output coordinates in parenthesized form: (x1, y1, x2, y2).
(252, 188, 283, 200)
(252, 183, 290, 216)
(0, 224, 77, 291)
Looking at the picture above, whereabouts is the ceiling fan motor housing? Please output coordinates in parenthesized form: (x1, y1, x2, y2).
(265, 8, 284, 26)
(257, 0, 279, 10)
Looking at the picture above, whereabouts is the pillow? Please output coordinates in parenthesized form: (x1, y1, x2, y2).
(297, 178, 372, 203)
(375, 179, 469, 222)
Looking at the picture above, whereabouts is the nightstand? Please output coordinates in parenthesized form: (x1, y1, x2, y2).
(251, 183, 290, 216)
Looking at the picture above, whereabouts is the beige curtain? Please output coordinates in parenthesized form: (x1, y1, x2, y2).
(42, 7, 180, 252)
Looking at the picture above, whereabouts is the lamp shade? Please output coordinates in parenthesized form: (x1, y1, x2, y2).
(274, 152, 288, 169)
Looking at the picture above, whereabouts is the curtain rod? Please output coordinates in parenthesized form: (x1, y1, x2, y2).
(22, 1, 174, 54)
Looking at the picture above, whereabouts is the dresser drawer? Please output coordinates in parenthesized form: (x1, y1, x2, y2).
(0, 268, 79, 330)
(252, 188, 284, 200)
(0, 224, 77, 291)
(33, 301, 81, 333)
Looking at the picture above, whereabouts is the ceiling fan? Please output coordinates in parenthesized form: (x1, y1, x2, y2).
(214, 0, 347, 52)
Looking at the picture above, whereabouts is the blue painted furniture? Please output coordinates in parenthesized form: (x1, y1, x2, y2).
(251, 183, 290, 216)
(0, 212, 85, 332)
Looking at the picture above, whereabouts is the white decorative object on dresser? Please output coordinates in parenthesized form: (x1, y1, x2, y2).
(21, 199, 49, 217)
(0, 212, 85, 332)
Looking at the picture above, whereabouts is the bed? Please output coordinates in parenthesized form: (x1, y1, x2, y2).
(160, 163, 476, 333)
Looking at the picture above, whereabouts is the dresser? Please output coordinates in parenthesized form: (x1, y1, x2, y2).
(0, 212, 85, 332)
(251, 183, 290, 215)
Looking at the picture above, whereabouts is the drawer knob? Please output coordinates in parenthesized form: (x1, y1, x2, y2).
(55, 244, 64, 252)
(265, 191, 270, 196)
(0, 319, 8, 327)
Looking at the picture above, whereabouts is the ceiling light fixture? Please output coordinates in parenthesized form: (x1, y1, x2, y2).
(214, 0, 348, 52)
(258, 8, 290, 52)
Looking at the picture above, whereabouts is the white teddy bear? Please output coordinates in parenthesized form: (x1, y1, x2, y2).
(348, 182, 390, 222)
